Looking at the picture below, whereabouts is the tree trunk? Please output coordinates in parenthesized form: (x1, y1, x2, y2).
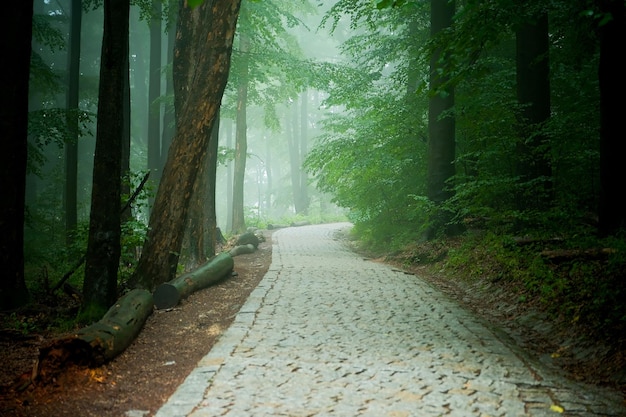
(148, 0, 163, 208)
(287, 101, 300, 212)
(232, 32, 250, 234)
(426, 0, 456, 239)
(298, 91, 310, 214)
(0, 3, 33, 310)
(225, 119, 234, 232)
(82, 0, 129, 319)
(153, 253, 234, 309)
(515, 11, 552, 210)
(160, 19, 176, 168)
(64, 0, 82, 246)
(598, 1, 626, 236)
(37, 289, 153, 379)
(184, 113, 220, 267)
(131, 0, 242, 290)
(121, 50, 132, 224)
(206, 112, 220, 257)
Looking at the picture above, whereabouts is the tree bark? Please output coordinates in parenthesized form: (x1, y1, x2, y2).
(229, 244, 256, 257)
(37, 289, 153, 379)
(160, 18, 176, 168)
(515, 11, 552, 210)
(184, 111, 220, 266)
(64, 0, 82, 246)
(148, 0, 163, 207)
(232, 31, 250, 234)
(131, 0, 242, 290)
(299, 92, 310, 213)
(597, 0, 626, 236)
(0, 3, 33, 310)
(82, 0, 130, 318)
(153, 253, 234, 309)
(426, 0, 456, 239)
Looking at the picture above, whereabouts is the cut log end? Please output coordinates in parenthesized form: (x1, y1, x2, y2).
(153, 283, 181, 310)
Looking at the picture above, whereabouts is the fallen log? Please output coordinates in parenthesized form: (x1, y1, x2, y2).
(229, 243, 256, 257)
(512, 236, 564, 246)
(290, 220, 311, 227)
(540, 248, 616, 262)
(35, 289, 154, 383)
(153, 252, 234, 310)
(236, 231, 260, 248)
(267, 223, 289, 230)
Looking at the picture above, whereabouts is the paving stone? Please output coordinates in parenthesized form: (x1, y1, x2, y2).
(155, 223, 626, 417)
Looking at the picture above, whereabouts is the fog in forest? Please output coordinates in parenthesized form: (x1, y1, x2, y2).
(11, 0, 626, 393)
(26, 0, 349, 248)
(23, 0, 617, 300)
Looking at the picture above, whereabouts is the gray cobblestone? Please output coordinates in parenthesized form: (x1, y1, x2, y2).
(155, 223, 626, 417)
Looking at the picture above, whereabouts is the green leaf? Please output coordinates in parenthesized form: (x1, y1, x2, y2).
(188, 0, 204, 8)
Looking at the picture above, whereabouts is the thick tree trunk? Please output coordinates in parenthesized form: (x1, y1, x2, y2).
(131, 0, 241, 290)
(37, 289, 153, 380)
(185, 112, 220, 266)
(598, 1, 626, 236)
(82, 0, 129, 318)
(153, 253, 234, 309)
(0, 3, 33, 310)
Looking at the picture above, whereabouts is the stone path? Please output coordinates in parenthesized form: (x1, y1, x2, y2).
(154, 223, 626, 417)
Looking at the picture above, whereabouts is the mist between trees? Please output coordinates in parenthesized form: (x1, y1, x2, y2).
(2, 0, 625, 332)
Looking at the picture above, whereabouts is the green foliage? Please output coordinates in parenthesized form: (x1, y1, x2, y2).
(187, 0, 204, 9)
(32, 14, 67, 52)
(4, 313, 38, 335)
(306, 5, 431, 247)
(442, 231, 626, 339)
(27, 108, 95, 176)
(218, 146, 236, 166)
(222, 0, 317, 129)
(24, 169, 152, 312)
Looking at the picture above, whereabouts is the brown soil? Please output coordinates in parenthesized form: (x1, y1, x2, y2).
(1, 228, 624, 416)
(0, 231, 273, 417)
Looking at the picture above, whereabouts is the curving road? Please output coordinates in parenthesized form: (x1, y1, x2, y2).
(155, 223, 626, 417)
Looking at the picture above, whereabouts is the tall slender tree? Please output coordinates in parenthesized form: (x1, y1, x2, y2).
(298, 91, 310, 214)
(515, 9, 552, 210)
(0, 3, 34, 310)
(82, 0, 130, 318)
(231, 31, 250, 234)
(426, 0, 456, 238)
(65, 0, 82, 245)
(147, 0, 163, 207)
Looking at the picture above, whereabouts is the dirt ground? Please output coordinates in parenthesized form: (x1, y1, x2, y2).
(0, 231, 273, 417)
(1, 228, 624, 416)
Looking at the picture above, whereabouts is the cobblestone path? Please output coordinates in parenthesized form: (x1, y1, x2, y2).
(155, 223, 626, 417)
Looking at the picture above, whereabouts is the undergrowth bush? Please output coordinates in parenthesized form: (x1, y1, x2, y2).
(444, 230, 626, 339)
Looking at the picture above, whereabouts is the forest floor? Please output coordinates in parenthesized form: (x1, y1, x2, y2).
(1, 227, 625, 416)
